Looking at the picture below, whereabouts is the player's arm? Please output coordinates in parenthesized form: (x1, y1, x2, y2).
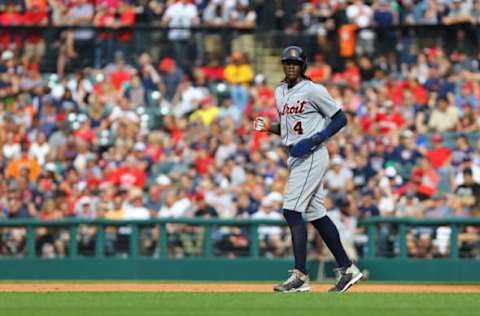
(310, 109, 347, 144)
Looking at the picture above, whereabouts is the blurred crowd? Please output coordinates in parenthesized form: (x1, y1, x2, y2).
(0, 0, 480, 260)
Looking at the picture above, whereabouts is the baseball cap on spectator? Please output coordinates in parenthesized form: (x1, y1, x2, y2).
(194, 192, 205, 202)
(156, 174, 172, 186)
(261, 197, 274, 208)
(382, 100, 393, 108)
(78, 196, 91, 206)
(254, 74, 266, 85)
(267, 191, 283, 203)
(133, 142, 146, 151)
(159, 57, 175, 72)
(1, 50, 13, 61)
(45, 162, 57, 173)
(402, 129, 414, 138)
(385, 166, 397, 178)
(331, 155, 344, 165)
(266, 151, 279, 162)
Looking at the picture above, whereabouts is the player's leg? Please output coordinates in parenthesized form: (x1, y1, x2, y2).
(273, 149, 328, 292)
(307, 188, 363, 292)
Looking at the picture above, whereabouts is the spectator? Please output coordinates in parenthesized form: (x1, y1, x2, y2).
(425, 133, 452, 169)
(306, 54, 331, 83)
(224, 51, 254, 111)
(324, 155, 354, 200)
(455, 168, 480, 217)
(28, 131, 50, 166)
(5, 142, 41, 181)
(115, 0, 136, 57)
(0, 2, 23, 51)
(123, 187, 150, 220)
(93, 3, 116, 67)
(428, 96, 459, 132)
(23, 3, 48, 65)
(189, 96, 220, 126)
(252, 197, 285, 257)
(158, 57, 183, 102)
(161, 0, 200, 69)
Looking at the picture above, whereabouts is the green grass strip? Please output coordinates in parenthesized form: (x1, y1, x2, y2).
(0, 292, 479, 316)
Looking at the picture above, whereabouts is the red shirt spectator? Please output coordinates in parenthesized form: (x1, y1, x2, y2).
(110, 66, 133, 90)
(116, 164, 147, 188)
(409, 80, 428, 105)
(116, 1, 136, 43)
(411, 164, 439, 198)
(0, 4, 23, 49)
(374, 102, 405, 134)
(74, 121, 96, 143)
(306, 54, 331, 83)
(200, 64, 225, 82)
(333, 60, 360, 88)
(94, 5, 115, 40)
(23, 6, 46, 38)
(194, 147, 214, 175)
(425, 134, 452, 168)
(23, 5, 48, 44)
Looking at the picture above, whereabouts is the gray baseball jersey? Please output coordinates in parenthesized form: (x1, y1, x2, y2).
(275, 80, 342, 219)
(275, 80, 341, 146)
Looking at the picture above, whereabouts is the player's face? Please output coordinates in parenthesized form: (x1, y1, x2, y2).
(282, 60, 303, 82)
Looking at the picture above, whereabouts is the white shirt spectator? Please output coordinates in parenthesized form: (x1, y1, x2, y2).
(205, 189, 234, 218)
(329, 210, 357, 246)
(346, 1, 373, 28)
(69, 1, 95, 40)
(163, 1, 199, 41)
(174, 85, 208, 118)
(29, 142, 50, 166)
(455, 165, 480, 185)
(252, 208, 282, 239)
(3, 142, 21, 160)
(158, 197, 192, 218)
(123, 204, 151, 220)
(325, 159, 353, 192)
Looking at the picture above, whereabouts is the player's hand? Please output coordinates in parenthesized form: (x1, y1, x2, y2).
(253, 116, 268, 132)
(289, 137, 315, 158)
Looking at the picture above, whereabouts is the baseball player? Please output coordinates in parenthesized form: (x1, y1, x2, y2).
(254, 46, 362, 293)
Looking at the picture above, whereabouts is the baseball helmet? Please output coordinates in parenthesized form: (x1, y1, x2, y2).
(281, 46, 307, 71)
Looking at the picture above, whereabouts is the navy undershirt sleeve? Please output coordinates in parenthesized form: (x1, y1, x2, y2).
(311, 110, 347, 145)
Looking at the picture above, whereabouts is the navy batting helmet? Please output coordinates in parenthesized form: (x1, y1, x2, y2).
(281, 46, 307, 71)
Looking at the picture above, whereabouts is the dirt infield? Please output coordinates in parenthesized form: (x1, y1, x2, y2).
(0, 283, 479, 293)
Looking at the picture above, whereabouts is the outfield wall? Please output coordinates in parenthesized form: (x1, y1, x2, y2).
(1, 258, 480, 281)
(1, 218, 479, 281)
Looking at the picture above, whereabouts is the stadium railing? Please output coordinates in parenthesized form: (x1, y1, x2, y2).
(0, 218, 285, 259)
(361, 217, 480, 259)
(0, 217, 479, 280)
(0, 217, 479, 259)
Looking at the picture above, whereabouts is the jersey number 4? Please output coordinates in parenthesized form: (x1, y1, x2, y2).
(293, 121, 304, 135)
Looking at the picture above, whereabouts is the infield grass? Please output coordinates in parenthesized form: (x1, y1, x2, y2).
(0, 293, 479, 316)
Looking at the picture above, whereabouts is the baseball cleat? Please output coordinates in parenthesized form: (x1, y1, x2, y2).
(328, 264, 363, 293)
(274, 269, 311, 293)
